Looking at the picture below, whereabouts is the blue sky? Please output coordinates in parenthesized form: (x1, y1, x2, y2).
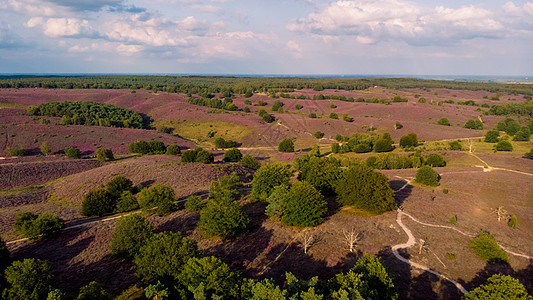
(0, 0, 532, 75)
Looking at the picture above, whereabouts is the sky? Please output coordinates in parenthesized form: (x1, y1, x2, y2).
(0, 0, 532, 75)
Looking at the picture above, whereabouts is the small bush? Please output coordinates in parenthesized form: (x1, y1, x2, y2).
(525, 148, 533, 159)
(295, 104, 303, 110)
(464, 119, 483, 130)
(199, 199, 249, 239)
(469, 231, 509, 263)
(331, 143, 340, 154)
(443, 188, 448, 194)
(508, 215, 517, 228)
(77, 281, 110, 300)
(110, 214, 153, 258)
(165, 144, 181, 155)
(313, 131, 324, 139)
(484, 130, 500, 143)
(115, 191, 139, 213)
(81, 189, 116, 217)
(243, 107, 250, 113)
(513, 126, 530, 141)
(138, 184, 176, 216)
(96, 148, 114, 162)
(244, 100, 252, 105)
(223, 148, 242, 162)
(450, 215, 457, 224)
(7, 146, 26, 157)
(415, 165, 439, 186)
(309, 112, 317, 118)
(426, 153, 446, 167)
(240, 154, 260, 170)
(40, 142, 51, 155)
(107, 176, 133, 199)
(262, 113, 274, 123)
(494, 140, 513, 151)
(342, 113, 351, 122)
(65, 146, 81, 159)
(399, 133, 418, 148)
(214, 137, 237, 149)
(185, 195, 205, 212)
(272, 100, 284, 111)
(329, 112, 339, 119)
(281, 181, 327, 227)
(437, 117, 451, 126)
(374, 138, 393, 153)
(278, 138, 294, 153)
(14, 212, 64, 240)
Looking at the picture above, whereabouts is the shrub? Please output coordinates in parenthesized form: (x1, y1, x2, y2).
(373, 138, 393, 153)
(129, 140, 150, 154)
(40, 142, 51, 155)
(399, 133, 418, 148)
(464, 274, 530, 300)
(496, 118, 521, 135)
(138, 184, 176, 216)
(265, 184, 289, 222)
(280, 181, 327, 227)
(415, 165, 439, 186)
(426, 153, 446, 167)
(484, 130, 500, 143)
(272, 100, 284, 111)
(195, 149, 214, 164)
(464, 119, 483, 130)
(525, 148, 533, 159)
(214, 137, 237, 149)
(76, 282, 110, 300)
(115, 191, 139, 213)
(437, 117, 451, 126)
(165, 144, 181, 155)
(298, 157, 341, 196)
(262, 113, 274, 123)
(180, 149, 197, 163)
(185, 195, 205, 212)
(443, 188, 448, 194)
(313, 131, 324, 139)
(7, 146, 26, 157)
(14, 212, 64, 240)
(134, 232, 200, 281)
(494, 140, 513, 151)
(448, 140, 462, 150)
(508, 215, 517, 228)
(65, 146, 81, 159)
(178, 256, 242, 299)
(251, 163, 293, 201)
(450, 215, 457, 224)
(240, 154, 260, 170)
(110, 214, 153, 258)
(107, 176, 133, 199)
(469, 231, 509, 263)
(295, 104, 303, 110)
(278, 138, 294, 152)
(208, 173, 242, 202)
(81, 189, 116, 217)
(96, 148, 114, 162)
(395, 121, 403, 129)
(513, 126, 530, 141)
(223, 148, 242, 162)
(329, 112, 339, 119)
(243, 107, 250, 113)
(309, 113, 317, 118)
(331, 143, 340, 154)
(342, 113, 352, 122)
(353, 143, 372, 153)
(4, 259, 53, 300)
(244, 100, 252, 105)
(199, 198, 249, 239)
(335, 165, 396, 214)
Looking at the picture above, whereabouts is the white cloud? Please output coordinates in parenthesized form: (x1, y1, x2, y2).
(288, 0, 509, 45)
(286, 40, 302, 58)
(42, 18, 93, 37)
(116, 43, 144, 55)
(25, 17, 44, 28)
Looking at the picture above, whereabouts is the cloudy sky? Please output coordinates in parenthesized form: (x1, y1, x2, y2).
(0, 0, 532, 75)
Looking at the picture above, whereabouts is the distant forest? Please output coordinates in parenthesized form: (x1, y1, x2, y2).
(1, 75, 532, 96)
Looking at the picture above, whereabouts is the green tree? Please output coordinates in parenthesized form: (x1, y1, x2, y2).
(464, 119, 483, 130)
(178, 256, 242, 300)
(208, 173, 242, 202)
(3, 259, 53, 300)
(309, 113, 317, 118)
(223, 148, 243, 162)
(47, 289, 65, 300)
(6, 146, 26, 157)
(496, 118, 521, 135)
(194, 148, 214, 164)
(281, 181, 327, 227)
(115, 191, 139, 213)
(81, 189, 116, 217)
(508, 215, 517, 228)
(335, 165, 396, 214)
(241, 278, 287, 300)
(484, 130, 500, 143)
(526, 148, 533, 159)
(129, 141, 150, 154)
(110, 214, 153, 259)
(145, 281, 169, 300)
(265, 184, 289, 222)
(165, 145, 181, 155)
(15, 213, 64, 241)
(374, 138, 393, 153)
(65, 146, 81, 159)
(437, 117, 451, 126)
(199, 198, 249, 239)
(251, 163, 293, 201)
(399, 133, 418, 148)
(343, 113, 352, 122)
(96, 148, 114, 161)
(494, 140, 513, 151)
(134, 232, 200, 281)
(331, 143, 340, 154)
(329, 112, 339, 119)
(76, 282, 110, 300)
(138, 184, 176, 216)
(240, 154, 260, 170)
(184, 195, 205, 212)
(426, 153, 445, 167)
(415, 165, 439, 186)
(278, 138, 294, 152)
(180, 149, 197, 163)
(313, 131, 324, 139)
(272, 100, 285, 111)
(513, 126, 531, 141)
(448, 140, 462, 150)
(469, 231, 509, 264)
(107, 176, 133, 199)
(298, 157, 341, 196)
(40, 141, 51, 155)
(464, 274, 530, 300)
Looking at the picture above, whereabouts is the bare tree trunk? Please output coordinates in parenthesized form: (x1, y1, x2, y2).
(342, 228, 360, 252)
(299, 232, 315, 254)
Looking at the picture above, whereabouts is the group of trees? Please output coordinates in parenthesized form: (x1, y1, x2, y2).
(27, 101, 148, 129)
(129, 140, 180, 155)
(14, 212, 64, 240)
(82, 176, 138, 216)
(181, 147, 214, 164)
(214, 137, 238, 149)
(464, 119, 484, 130)
(257, 109, 274, 123)
(187, 96, 238, 111)
(331, 132, 395, 154)
(365, 152, 445, 170)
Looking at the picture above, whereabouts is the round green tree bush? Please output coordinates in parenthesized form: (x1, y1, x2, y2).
(110, 214, 153, 258)
(281, 181, 327, 227)
(513, 126, 530, 141)
(469, 231, 509, 264)
(184, 195, 205, 212)
(223, 148, 242, 162)
(40, 142, 51, 155)
(4, 258, 54, 300)
(373, 138, 393, 153)
(415, 165, 439, 186)
(399, 133, 418, 148)
(437, 117, 451, 126)
(165, 144, 181, 155)
(297, 157, 341, 196)
(134, 232, 200, 281)
(464, 274, 530, 300)
(81, 189, 116, 217)
(251, 163, 293, 201)
(76, 282, 110, 300)
(464, 119, 483, 130)
(65, 146, 81, 159)
(138, 184, 176, 216)
(313, 131, 324, 139)
(484, 130, 500, 143)
(107, 176, 133, 199)
(115, 191, 139, 213)
(199, 199, 249, 239)
(426, 153, 446, 167)
(494, 140, 513, 151)
(240, 154, 260, 170)
(448, 140, 462, 150)
(180, 149, 197, 163)
(96, 148, 114, 162)
(335, 165, 396, 214)
(278, 138, 294, 153)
